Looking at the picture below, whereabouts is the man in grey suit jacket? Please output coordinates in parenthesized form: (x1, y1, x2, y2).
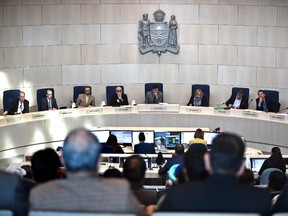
(76, 86, 95, 108)
(30, 128, 144, 215)
(145, 84, 163, 104)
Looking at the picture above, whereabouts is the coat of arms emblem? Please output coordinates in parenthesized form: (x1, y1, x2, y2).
(138, 9, 180, 56)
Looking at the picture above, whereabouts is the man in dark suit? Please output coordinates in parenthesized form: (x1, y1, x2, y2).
(134, 132, 155, 154)
(3, 91, 29, 116)
(158, 133, 272, 216)
(40, 89, 58, 111)
(256, 89, 278, 112)
(158, 144, 184, 176)
(110, 86, 129, 106)
(225, 89, 248, 109)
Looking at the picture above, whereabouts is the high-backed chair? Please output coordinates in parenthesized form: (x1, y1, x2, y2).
(73, 86, 88, 104)
(37, 88, 55, 111)
(259, 168, 283, 185)
(232, 87, 249, 100)
(152, 213, 260, 216)
(106, 85, 124, 106)
(192, 84, 210, 106)
(144, 82, 163, 97)
(3, 89, 20, 112)
(263, 90, 280, 112)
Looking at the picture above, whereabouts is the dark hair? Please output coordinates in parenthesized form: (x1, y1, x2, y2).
(210, 133, 245, 174)
(175, 144, 184, 155)
(21, 165, 32, 179)
(239, 168, 254, 185)
(63, 128, 101, 173)
(194, 128, 204, 139)
(184, 148, 208, 181)
(138, 132, 145, 142)
(106, 134, 118, 145)
(123, 155, 146, 183)
(152, 84, 159, 90)
(103, 168, 122, 178)
(268, 171, 286, 191)
(269, 147, 285, 167)
(237, 89, 244, 95)
(31, 148, 62, 183)
(258, 89, 265, 94)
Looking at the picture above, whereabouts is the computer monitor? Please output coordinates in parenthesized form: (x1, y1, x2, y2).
(132, 131, 154, 144)
(181, 131, 195, 144)
(119, 157, 151, 169)
(110, 130, 132, 144)
(90, 130, 110, 143)
(250, 158, 266, 172)
(204, 132, 222, 145)
(154, 131, 181, 149)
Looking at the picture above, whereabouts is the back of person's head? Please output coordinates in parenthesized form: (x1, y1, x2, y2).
(175, 144, 184, 155)
(268, 171, 287, 192)
(103, 168, 122, 178)
(239, 168, 254, 185)
(106, 134, 118, 145)
(123, 155, 146, 184)
(184, 148, 208, 181)
(138, 132, 145, 142)
(31, 148, 62, 183)
(209, 133, 245, 174)
(63, 128, 101, 173)
(194, 128, 204, 139)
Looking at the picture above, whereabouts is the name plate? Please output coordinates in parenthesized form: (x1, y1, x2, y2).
(115, 108, 132, 112)
(86, 108, 103, 114)
(7, 116, 21, 123)
(150, 106, 167, 111)
(59, 110, 74, 116)
(214, 110, 230, 115)
(270, 114, 285, 122)
(32, 114, 48, 119)
(0, 118, 7, 125)
(242, 111, 259, 118)
(185, 108, 202, 113)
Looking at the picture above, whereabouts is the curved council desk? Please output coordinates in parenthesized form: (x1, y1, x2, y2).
(0, 104, 288, 159)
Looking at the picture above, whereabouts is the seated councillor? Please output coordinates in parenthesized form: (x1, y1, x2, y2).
(225, 89, 248, 109)
(3, 91, 29, 116)
(40, 89, 58, 111)
(157, 133, 272, 215)
(123, 155, 158, 206)
(134, 132, 155, 154)
(145, 84, 163, 104)
(187, 89, 208, 106)
(110, 86, 128, 106)
(256, 90, 278, 113)
(76, 86, 95, 108)
(189, 128, 207, 147)
(29, 128, 144, 215)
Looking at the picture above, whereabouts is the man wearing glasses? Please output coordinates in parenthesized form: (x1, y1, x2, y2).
(110, 86, 128, 106)
(76, 86, 95, 108)
(3, 91, 29, 116)
(40, 89, 58, 111)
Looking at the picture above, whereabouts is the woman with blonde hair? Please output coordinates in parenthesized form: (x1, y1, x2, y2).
(187, 89, 208, 106)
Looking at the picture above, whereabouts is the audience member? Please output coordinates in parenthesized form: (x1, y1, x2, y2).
(110, 86, 129, 106)
(188, 128, 207, 147)
(239, 168, 254, 185)
(258, 147, 286, 176)
(273, 184, 288, 213)
(134, 132, 155, 154)
(105, 134, 124, 153)
(76, 86, 95, 108)
(187, 89, 208, 106)
(21, 165, 33, 180)
(103, 168, 122, 178)
(158, 144, 184, 176)
(31, 148, 64, 183)
(123, 155, 157, 206)
(145, 84, 163, 104)
(268, 170, 287, 199)
(256, 90, 278, 113)
(40, 89, 58, 111)
(158, 133, 271, 216)
(30, 128, 143, 215)
(3, 91, 29, 116)
(225, 89, 248, 109)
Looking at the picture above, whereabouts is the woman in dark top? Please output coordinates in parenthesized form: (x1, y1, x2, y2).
(258, 147, 286, 175)
(105, 134, 124, 154)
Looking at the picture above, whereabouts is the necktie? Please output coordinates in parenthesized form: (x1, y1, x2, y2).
(262, 100, 268, 112)
(153, 95, 156, 103)
(48, 99, 52, 110)
(86, 96, 88, 104)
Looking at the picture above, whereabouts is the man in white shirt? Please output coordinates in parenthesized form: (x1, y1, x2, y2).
(225, 89, 248, 109)
(3, 91, 29, 116)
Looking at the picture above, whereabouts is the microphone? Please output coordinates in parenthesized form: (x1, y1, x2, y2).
(214, 102, 225, 109)
(248, 99, 254, 106)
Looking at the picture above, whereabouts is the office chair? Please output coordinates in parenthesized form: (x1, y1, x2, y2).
(3, 89, 20, 112)
(263, 90, 280, 112)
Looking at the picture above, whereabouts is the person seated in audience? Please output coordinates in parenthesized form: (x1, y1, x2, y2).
(102, 168, 122, 178)
(105, 134, 124, 153)
(145, 84, 163, 104)
(239, 168, 254, 185)
(123, 155, 158, 206)
(256, 89, 278, 113)
(40, 89, 58, 111)
(134, 132, 155, 154)
(76, 86, 95, 108)
(187, 89, 208, 106)
(258, 147, 286, 176)
(3, 91, 29, 116)
(272, 183, 288, 213)
(225, 89, 248, 109)
(29, 128, 144, 215)
(188, 128, 207, 147)
(158, 144, 184, 176)
(267, 170, 286, 198)
(31, 148, 64, 183)
(110, 86, 129, 106)
(157, 133, 272, 215)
